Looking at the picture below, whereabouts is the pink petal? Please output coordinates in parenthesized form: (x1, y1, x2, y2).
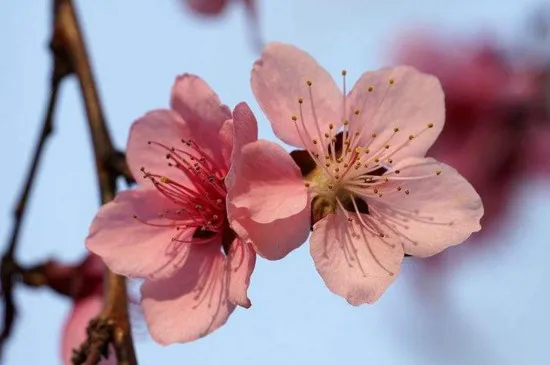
(86, 189, 193, 280)
(231, 102, 259, 156)
(346, 66, 445, 161)
(126, 109, 191, 188)
(372, 157, 483, 257)
(310, 212, 404, 305)
(225, 102, 259, 188)
(251, 42, 342, 147)
(170, 74, 232, 161)
(228, 140, 308, 224)
(218, 119, 234, 169)
(227, 239, 256, 308)
(141, 243, 235, 345)
(228, 204, 310, 260)
(62, 296, 116, 365)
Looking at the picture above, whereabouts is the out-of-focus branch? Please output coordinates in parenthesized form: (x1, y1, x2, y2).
(52, 0, 137, 364)
(0, 28, 71, 361)
(1, 0, 136, 363)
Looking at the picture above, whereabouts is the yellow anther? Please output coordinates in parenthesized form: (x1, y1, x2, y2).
(291, 116, 297, 121)
(343, 120, 349, 126)
(354, 109, 360, 115)
(428, 123, 434, 128)
(312, 139, 318, 144)
(389, 78, 395, 85)
(393, 127, 399, 132)
(328, 184, 334, 190)
(387, 158, 393, 164)
(436, 170, 442, 176)
(324, 133, 330, 138)
(160, 176, 169, 183)
(368, 86, 374, 92)
(371, 133, 377, 138)
(408, 135, 415, 140)
(298, 98, 303, 104)
(329, 123, 334, 129)
(385, 144, 390, 149)
(306, 80, 312, 86)
(374, 157, 380, 163)
(305, 182, 310, 187)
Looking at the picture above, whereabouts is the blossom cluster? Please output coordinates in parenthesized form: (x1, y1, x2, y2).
(84, 42, 483, 345)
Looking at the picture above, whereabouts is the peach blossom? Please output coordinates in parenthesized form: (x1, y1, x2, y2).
(86, 74, 258, 344)
(229, 42, 484, 305)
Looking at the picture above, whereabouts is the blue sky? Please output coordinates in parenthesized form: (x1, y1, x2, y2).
(1, 0, 549, 364)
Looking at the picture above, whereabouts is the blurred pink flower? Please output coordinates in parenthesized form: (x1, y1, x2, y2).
(86, 74, 258, 345)
(183, 0, 255, 17)
(44, 254, 103, 301)
(41, 255, 111, 364)
(391, 32, 550, 234)
(229, 42, 483, 305)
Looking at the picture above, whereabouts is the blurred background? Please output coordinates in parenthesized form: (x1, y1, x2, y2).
(1, 0, 549, 364)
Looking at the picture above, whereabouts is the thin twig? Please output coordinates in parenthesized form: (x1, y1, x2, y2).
(0, 31, 71, 360)
(52, 0, 137, 364)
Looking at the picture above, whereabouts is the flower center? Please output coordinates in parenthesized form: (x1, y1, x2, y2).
(135, 138, 228, 242)
(290, 70, 441, 230)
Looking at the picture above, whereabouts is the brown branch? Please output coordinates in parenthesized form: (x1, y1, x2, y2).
(52, 0, 138, 364)
(1, 0, 136, 363)
(0, 28, 71, 360)
(71, 318, 113, 365)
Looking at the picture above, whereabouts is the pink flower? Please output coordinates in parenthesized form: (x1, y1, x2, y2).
(40, 254, 110, 364)
(228, 42, 484, 305)
(86, 74, 258, 344)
